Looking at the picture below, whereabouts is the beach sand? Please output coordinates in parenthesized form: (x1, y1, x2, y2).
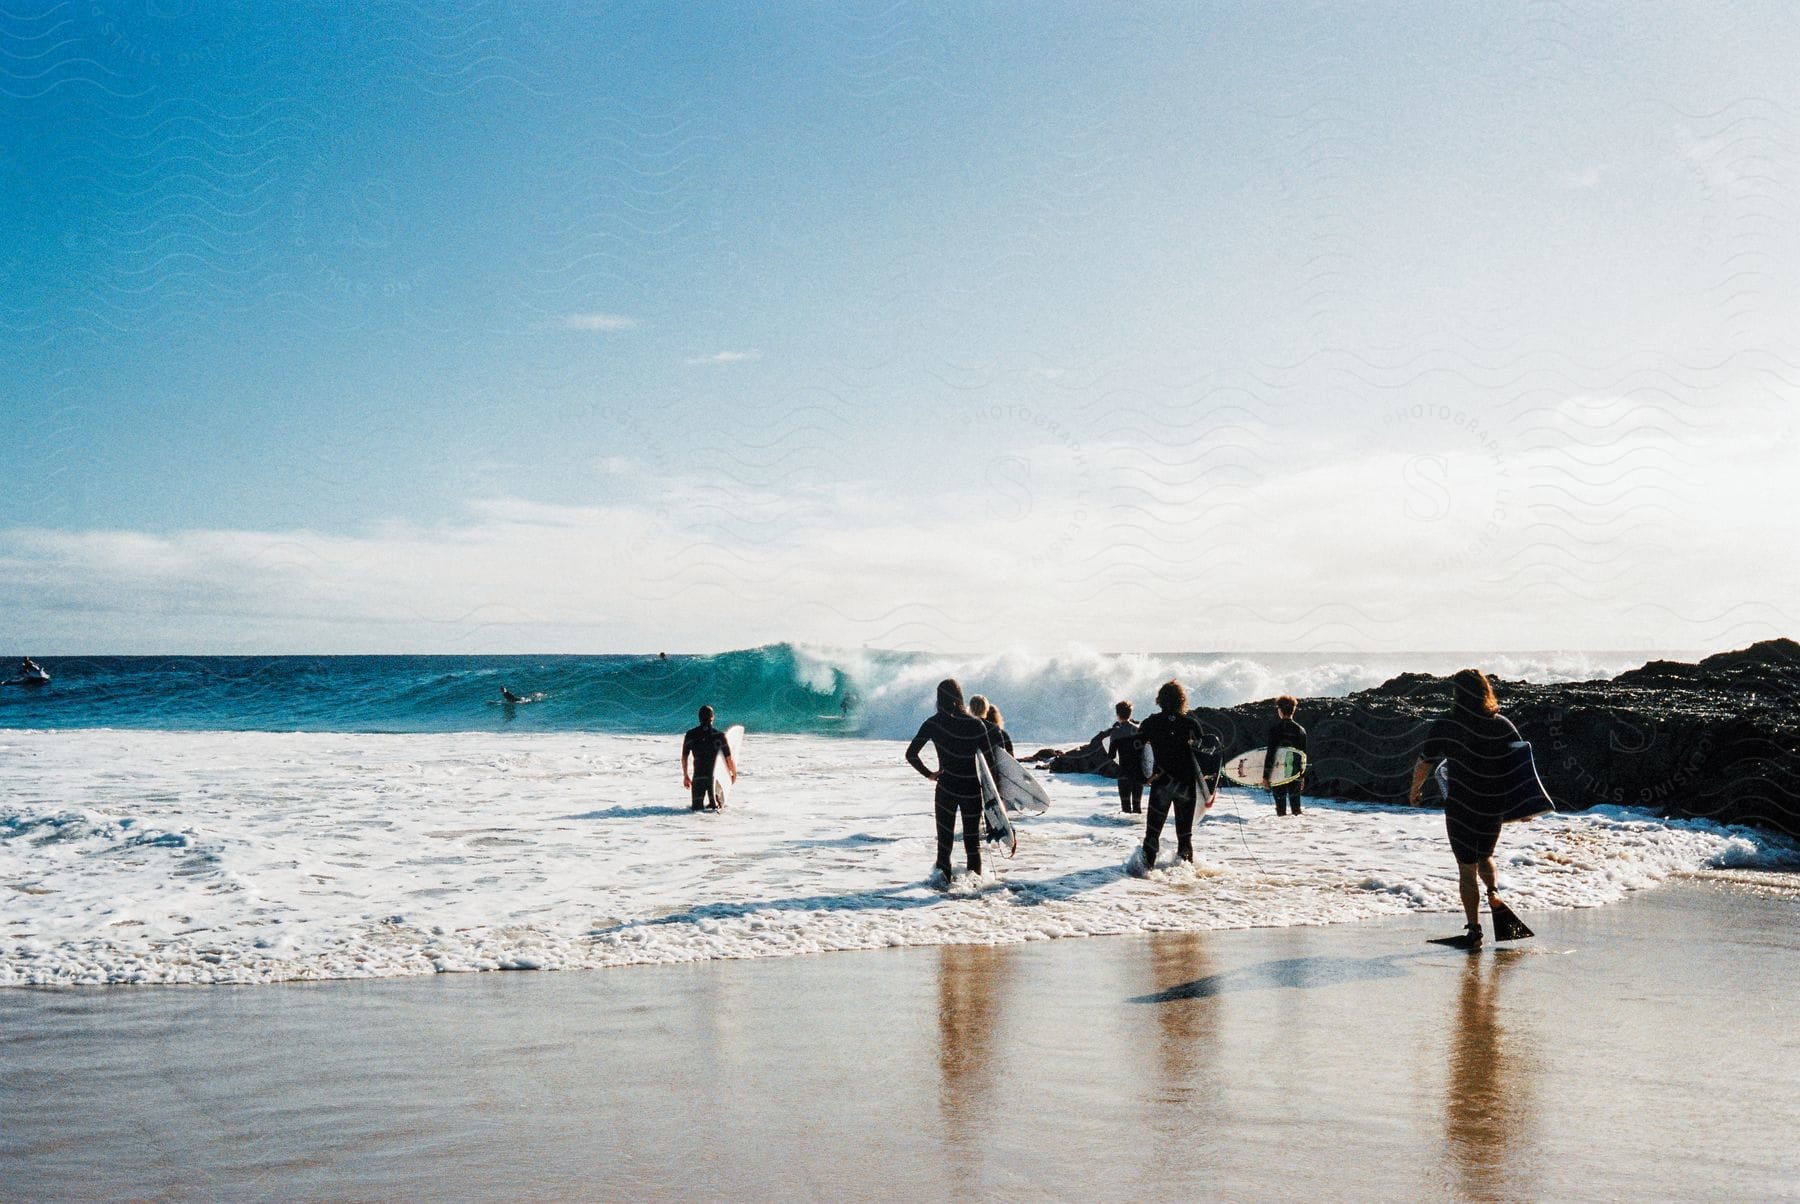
(2, 874, 1795, 1201)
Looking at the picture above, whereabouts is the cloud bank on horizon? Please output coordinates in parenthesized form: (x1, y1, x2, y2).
(2, 4, 1797, 653)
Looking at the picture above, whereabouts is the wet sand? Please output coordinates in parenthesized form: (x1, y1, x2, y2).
(3, 876, 1796, 1201)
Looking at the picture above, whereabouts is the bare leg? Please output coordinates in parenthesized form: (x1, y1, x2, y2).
(1457, 862, 1481, 929)
(1478, 857, 1499, 905)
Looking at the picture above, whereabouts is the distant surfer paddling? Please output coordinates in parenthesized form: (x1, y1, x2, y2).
(1263, 695, 1307, 816)
(682, 705, 738, 812)
(1134, 680, 1217, 873)
(906, 678, 998, 888)
(500, 686, 524, 704)
(1091, 701, 1144, 814)
(1408, 669, 1526, 948)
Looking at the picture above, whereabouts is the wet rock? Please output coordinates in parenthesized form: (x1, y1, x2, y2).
(1046, 640, 1800, 838)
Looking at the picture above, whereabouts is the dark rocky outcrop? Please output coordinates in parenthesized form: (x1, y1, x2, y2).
(1039, 639, 1800, 839)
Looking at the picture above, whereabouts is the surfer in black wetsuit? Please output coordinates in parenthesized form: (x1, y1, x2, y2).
(682, 705, 737, 811)
(988, 705, 1014, 754)
(1136, 680, 1217, 871)
(1091, 700, 1144, 814)
(906, 679, 997, 887)
(968, 695, 1014, 756)
(1264, 694, 1307, 816)
(500, 686, 524, 704)
(1408, 669, 1523, 947)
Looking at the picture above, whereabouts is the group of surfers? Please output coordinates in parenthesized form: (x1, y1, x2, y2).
(901, 667, 1529, 949)
(903, 677, 1302, 886)
(677, 666, 1528, 949)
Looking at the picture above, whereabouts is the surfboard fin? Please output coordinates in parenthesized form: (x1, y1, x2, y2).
(1491, 899, 1533, 942)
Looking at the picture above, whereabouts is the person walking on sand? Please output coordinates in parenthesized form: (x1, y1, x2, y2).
(906, 679, 998, 888)
(1091, 700, 1145, 814)
(1135, 680, 1215, 872)
(681, 705, 737, 811)
(1263, 694, 1307, 816)
(968, 694, 1014, 756)
(1407, 669, 1521, 948)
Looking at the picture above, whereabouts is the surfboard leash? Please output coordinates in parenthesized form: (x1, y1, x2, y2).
(1227, 783, 1270, 876)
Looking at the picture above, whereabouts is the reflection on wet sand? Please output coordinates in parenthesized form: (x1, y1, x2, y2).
(1147, 930, 1219, 1106)
(935, 943, 1010, 1167)
(1126, 930, 1222, 1189)
(1444, 953, 1539, 1201)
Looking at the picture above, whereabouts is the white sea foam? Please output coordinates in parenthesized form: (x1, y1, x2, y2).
(2, 730, 1790, 987)
(844, 645, 1647, 741)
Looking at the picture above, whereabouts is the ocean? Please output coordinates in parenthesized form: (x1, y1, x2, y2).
(4, 645, 1791, 988)
(0, 643, 1669, 740)
(2, 641, 1792, 989)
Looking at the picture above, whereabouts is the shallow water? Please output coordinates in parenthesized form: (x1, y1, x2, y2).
(4, 730, 1792, 985)
(1, 879, 1794, 1200)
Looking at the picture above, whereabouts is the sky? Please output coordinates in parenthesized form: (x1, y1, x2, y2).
(3, 2, 1798, 654)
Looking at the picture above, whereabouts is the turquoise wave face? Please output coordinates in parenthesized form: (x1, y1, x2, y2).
(0, 646, 871, 735)
(0, 645, 1646, 740)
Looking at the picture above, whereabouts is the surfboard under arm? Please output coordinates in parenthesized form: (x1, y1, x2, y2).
(974, 753, 1017, 857)
(711, 724, 745, 808)
(1220, 747, 1308, 787)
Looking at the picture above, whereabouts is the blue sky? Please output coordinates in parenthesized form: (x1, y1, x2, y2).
(4, 2, 1797, 652)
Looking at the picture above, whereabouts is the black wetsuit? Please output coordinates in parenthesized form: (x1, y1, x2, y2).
(1265, 717, 1308, 816)
(984, 719, 1014, 757)
(1094, 720, 1143, 812)
(1421, 711, 1523, 864)
(682, 723, 733, 809)
(907, 711, 997, 878)
(1138, 711, 1211, 865)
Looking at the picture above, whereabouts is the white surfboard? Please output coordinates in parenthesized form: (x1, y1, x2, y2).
(973, 752, 1017, 857)
(1220, 746, 1306, 788)
(1140, 743, 1154, 781)
(711, 724, 745, 808)
(991, 746, 1050, 815)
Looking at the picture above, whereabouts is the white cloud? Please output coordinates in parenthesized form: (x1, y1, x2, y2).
(685, 350, 761, 364)
(1, 416, 1789, 653)
(560, 313, 638, 332)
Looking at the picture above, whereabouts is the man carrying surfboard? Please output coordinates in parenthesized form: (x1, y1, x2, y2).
(906, 679, 999, 887)
(1263, 695, 1307, 816)
(1134, 680, 1215, 872)
(681, 705, 737, 811)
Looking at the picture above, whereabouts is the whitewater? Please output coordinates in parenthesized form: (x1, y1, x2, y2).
(4, 729, 1792, 987)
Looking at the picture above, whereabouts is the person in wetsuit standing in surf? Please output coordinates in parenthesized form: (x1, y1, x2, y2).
(681, 705, 737, 811)
(1135, 679, 1215, 873)
(906, 678, 997, 888)
(1263, 694, 1307, 816)
(969, 694, 1014, 755)
(1091, 700, 1145, 814)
